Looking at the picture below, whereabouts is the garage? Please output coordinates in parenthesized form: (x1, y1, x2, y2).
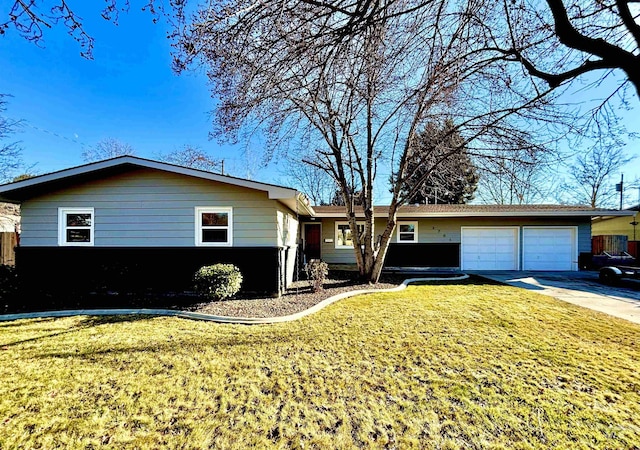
(461, 227, 519, 270)
(523, 227, 577, 271)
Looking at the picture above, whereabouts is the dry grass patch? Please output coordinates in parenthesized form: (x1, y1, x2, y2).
(1, 280, 639, 449)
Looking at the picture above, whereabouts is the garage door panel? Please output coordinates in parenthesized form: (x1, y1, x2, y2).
(461, 227, 518, 271)
(495, 260, 516, 270)
(496, 253, 515, 262)
(523, 227, 576, 271)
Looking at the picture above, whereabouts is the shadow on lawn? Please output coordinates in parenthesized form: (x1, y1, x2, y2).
(0, 315, 151, 348)
(33, 326, 310, 361)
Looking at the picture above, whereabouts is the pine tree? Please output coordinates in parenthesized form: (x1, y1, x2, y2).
(401, 119, 479, 204)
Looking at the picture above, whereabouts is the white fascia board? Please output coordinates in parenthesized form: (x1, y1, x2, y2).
(406, 211, 637, 218)
(312, 210, 636, 218)
(0, 158, 123, 194)
(279, 195, 316, 216)
(591, 211, 637, 220)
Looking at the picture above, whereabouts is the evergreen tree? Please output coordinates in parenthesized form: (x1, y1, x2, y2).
(401, 120, 479, 204)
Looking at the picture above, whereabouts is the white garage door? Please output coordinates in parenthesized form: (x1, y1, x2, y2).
(523, 227, 577, 271)
(461, 227, 519, 270)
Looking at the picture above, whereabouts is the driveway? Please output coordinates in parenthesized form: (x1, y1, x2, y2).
(470, 271, 640, 325)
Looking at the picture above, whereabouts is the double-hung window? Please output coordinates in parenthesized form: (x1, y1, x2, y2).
(58, 208, 94, 246)
(195, 207, 233, 246)
(397, 221, 418, 243)
(335, 221, 365, 248)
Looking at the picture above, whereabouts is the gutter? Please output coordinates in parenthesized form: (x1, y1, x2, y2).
(312, 211, 637, 219)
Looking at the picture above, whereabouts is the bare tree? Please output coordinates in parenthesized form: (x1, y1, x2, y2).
(173, 0, 566, 282)
(0, 95, 23, 184)
(330, 188, 365, 207)
(82, 138, 135, 162)
(4, 1, 640, 102)
(560, 140, 634, 207)
(1, 1, 165, 58)
(501, 0, 640, 100)
(475, 150, 560, 205)
(279, 157, 336, 206)
(159, 145, 223, 172)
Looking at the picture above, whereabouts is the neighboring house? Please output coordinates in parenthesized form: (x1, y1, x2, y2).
(301, 205, 634, 272)
(0, 203, 20, 233)
(0, 156, 634, 297)
(0, 156, 312, 296)
(591, 205, 639, 258)
(0, 203, 20, 265)
(592, 205, 640, 241)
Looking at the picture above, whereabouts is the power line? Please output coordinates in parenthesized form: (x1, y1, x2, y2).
(21, 121, 90, 148)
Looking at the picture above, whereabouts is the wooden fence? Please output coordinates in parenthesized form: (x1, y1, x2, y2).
(0, 232, 18, 266)
(592, 235, 628, 256)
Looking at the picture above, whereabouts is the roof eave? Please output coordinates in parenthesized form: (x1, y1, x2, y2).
(0, 156, 300, 201)
(312, 210, 636, 218)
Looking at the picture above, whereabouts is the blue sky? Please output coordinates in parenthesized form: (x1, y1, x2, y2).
(0, 4, 264, 180)
(1, 4, 639, 206)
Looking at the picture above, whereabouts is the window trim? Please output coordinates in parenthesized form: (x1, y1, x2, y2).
(397, 221, 418, 243)
(335, 221, 366, 249)
(195, 207, 233, 247)
(58, 207, 95, 246)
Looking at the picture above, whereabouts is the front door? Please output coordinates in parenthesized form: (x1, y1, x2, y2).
(304, 223, 321, 262)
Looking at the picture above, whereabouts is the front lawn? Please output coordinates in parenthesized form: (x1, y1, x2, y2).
(1, 280, 639, 448)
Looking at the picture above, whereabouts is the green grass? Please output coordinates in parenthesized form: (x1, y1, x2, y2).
(1, 280, 639, 449)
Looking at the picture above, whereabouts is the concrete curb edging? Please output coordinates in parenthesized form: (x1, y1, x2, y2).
(0, 275, 469, 325)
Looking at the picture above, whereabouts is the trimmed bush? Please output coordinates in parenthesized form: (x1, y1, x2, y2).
(304, 260, 328, 293)
(0, 265, 18, 295)
(194, 264, 243, 301)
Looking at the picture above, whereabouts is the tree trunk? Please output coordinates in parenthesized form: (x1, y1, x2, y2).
(369, 212, 396, 284)
(353, 209, 397, 284)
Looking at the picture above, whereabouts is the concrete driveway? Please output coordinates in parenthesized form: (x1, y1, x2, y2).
(470, 271, 640, 325)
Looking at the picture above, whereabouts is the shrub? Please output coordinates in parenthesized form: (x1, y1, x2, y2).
(194, 264, 243, 301)
(304, 260, 329, 293)
(0, 265, 19, 301)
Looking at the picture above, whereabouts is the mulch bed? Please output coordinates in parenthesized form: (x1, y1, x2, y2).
(1, 271, 410, 317)
(181, 272, 408, 318)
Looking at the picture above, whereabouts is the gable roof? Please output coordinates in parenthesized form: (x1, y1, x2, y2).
(311, 204, 635, 218)
(0, 156, 315, 215)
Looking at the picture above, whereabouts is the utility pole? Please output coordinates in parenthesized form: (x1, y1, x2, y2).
(616, 173, 624, 210)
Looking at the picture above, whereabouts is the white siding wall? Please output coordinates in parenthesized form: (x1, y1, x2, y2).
(20, 168, 285, 247)
(276, 206, 299, 247)
(276, 204, 300, 285)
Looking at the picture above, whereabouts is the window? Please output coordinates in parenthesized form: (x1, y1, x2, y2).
(335, 221, 365, 248)
(58, 208, 94, 246)
(195, 207, 233, 246)
(397, 221, 418, 243)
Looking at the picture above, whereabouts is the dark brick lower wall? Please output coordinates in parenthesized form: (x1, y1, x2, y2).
(16, 246, 281, 296)
(384, 243, 460, 267)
